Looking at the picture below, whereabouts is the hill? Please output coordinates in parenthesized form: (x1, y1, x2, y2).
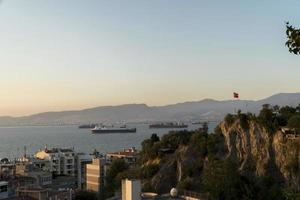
(0, 92, 300, 126)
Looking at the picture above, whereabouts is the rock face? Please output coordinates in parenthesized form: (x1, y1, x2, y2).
(220, 119, 300, 189)
(143, 119, 300, 193)
(148, 145, 201, 193)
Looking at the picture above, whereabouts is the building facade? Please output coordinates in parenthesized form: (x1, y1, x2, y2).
(15, 161, 52, 187)
(76, 153, 93, 189)
(122, 179, 141, 200)
(106, 147, 138, 166)
(86, 158, 106, 194)
(35, 148, 76, 176)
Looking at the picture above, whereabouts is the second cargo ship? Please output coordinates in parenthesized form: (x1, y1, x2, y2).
(149, 122, 188, 129)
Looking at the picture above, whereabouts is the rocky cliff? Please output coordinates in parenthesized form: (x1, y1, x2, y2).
(220, 119, 300, 189)
(142, 118, 300, 193)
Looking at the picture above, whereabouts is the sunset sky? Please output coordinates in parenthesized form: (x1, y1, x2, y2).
(0, 0, 300, 116)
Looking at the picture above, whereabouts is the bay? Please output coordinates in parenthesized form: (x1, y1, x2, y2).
(0, 123, 217, 159)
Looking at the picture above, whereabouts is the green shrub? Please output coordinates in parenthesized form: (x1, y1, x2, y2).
(238, 113, 249, 130)
(225, 114, 235, 125)
(177, 177, 193, 191)
(75, 191, 97, 200)
(142, 164, 160, 179)
(288, 115, 300, 133)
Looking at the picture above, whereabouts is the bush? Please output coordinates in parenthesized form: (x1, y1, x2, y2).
(105, 159, 129, 198)
(160, 130, 192, 149)
(207, 133, 224, 158)
(75, 191, 97, 200)
(214, 125, 222, 135)
(190, 133, 207, 158)
(287, 115, 300, 133)
(202, 159, 242, 200)
(151, 133, 160, 142)
(280, 106, 296, 121)
(142, 164, 160, 179)
(177, 177, 193, 191)
(117, 167, 141, 182)
(140, 139, 161, 163)
(282, 187, 300, 200)
(225, 114, 235, 125)
(238, 113, 249, 130)
(258, 107, 276, 133)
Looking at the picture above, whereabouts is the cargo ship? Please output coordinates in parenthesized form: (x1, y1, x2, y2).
(78, 124, 97, 129)
(149, 122, 188, 129)
(91, 125, 136, 134)
(191, 121, 203, 125)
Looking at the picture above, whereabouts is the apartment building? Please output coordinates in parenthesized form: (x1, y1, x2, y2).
(76, 153, 93, 189)
(35, 148, 76, 176)
(86, 158, 106, 194)
(106, 147, 138, 166)
(15, 161, 52, 187)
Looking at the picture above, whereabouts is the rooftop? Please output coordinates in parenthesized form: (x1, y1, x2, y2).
(43, 148, 74, 154)
(107, 147, 138, 157)
(107, 151, 138, 157)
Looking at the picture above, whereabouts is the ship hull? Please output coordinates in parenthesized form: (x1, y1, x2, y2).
(79, 124, 97, 129)
(149, 125, 188, 129)
(91, 128, 137, 134)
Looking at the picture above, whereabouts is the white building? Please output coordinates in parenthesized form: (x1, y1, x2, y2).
(35, 148, 76, 176)
(122, 179, 141, 200)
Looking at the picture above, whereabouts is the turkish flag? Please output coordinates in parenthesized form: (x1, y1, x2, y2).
(233, 92, 239, 99)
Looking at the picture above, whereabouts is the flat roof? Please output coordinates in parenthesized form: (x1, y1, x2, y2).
(107, 151, 138, 157)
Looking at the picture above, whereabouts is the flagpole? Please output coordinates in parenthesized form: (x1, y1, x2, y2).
(233, 92, 239, 114)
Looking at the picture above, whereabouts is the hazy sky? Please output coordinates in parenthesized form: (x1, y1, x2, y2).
(0, 0, 300, 116)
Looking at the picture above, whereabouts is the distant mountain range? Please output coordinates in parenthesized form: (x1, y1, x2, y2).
(1, 93, 300, 126)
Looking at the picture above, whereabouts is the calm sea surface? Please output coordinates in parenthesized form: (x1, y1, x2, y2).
(0, 123, 217, 159)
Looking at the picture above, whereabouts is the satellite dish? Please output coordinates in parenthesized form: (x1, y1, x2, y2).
(170, 188, 178, 197)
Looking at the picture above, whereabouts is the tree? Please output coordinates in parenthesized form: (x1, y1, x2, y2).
(150, 133, 160, 143)
(224, 114, 235, 125)
(202, 159, 255, 200)
(280, 106, 296, 120)
(202, 122, 209, 134)
(286, 22, 300, 55)
(273, 105, 280, 113)
(287, 115, 300, 133)
(75, 191, 97, 200)
(282, 187, 300, 200)
(105, 159, 129, 198)
(258, 106, 275, 133)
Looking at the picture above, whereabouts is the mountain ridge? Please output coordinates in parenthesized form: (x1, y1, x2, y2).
(1, 92, 300, 126)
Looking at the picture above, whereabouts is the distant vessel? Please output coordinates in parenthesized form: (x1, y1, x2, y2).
(91, 125, 136, 134)
(149, 122, 188, 129)
(191, 121, 204, 125)
(78, 124, 97, 129)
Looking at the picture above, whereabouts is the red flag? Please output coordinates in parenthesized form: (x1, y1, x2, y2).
(233, 92, 239, 99)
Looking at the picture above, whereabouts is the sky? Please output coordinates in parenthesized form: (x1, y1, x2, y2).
(0, 0, 300, 116)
